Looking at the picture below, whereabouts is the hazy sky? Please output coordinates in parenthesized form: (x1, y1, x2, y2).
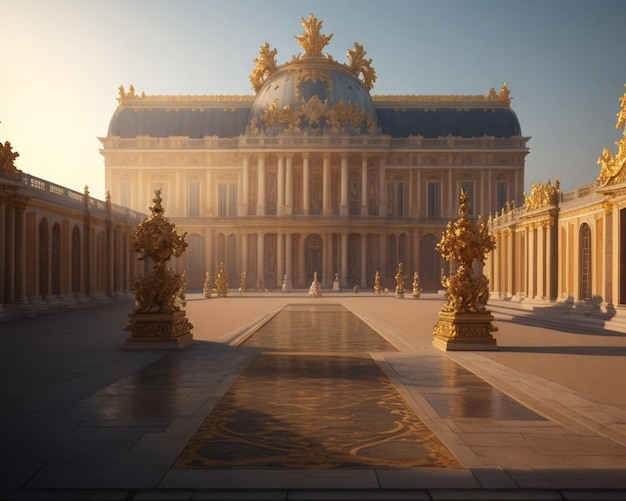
(2, 0, 625, 199)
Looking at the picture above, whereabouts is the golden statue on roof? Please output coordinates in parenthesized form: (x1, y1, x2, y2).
(347, 42, 377, 91)
(598, 84, 626, 189)
(295, 14, 333, 57)
(250, 42, 279, 93)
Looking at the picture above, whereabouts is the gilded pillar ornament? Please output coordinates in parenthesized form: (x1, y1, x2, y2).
(433, 189, 498, 351)
(125, 190, 193, 349)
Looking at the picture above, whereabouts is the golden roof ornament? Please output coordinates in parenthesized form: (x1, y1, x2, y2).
(249, 43, 279, 93)
(0, 141, 21, 178)
(295, 14, 332, 57)
(598, 84, 626, 188)
(347, 42, 377, 91)
(523, 179, 560, 211)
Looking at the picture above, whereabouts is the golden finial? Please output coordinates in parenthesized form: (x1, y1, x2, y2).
(250, 42, 279, 93)
(616, 83, 626, 130)
(0, 140, 21, 177)
(295, 14, 333, 57)
(346, 42, 377, 91)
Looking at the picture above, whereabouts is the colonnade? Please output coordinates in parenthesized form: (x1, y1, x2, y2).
(239, 153, 377, 217)
(0, 177, 143, 318)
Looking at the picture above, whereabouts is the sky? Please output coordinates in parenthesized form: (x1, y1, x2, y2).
(2, 0, 626, 199)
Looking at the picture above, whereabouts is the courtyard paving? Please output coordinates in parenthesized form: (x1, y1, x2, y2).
(1, 291, 626, 500)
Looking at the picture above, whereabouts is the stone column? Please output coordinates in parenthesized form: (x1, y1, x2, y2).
(303, 154, 310, 215)
(6, 204, 16, 303)
(340, 154, 348, 216)
(506, 229, 514, 297)
(257, 155, 265, 217)
(0, 199, 5, 304)
(323, 154, 330, 215)
(360, 233, 367, 288)
(285, 155, 293, 215)
(285, 233, 293, 290)
(341, 232, 348, 288)
(536, 223, 545, 300)
(528, 225, 536, 300)
(378, 159, 386, 217)
(361, 155, 368, 216)
(257, 232, 264, 289)
(241, 232, 248, 277)
(277, 156, 285, 215)
(277, 232, 284, 283)
(241, 156, 249, 216)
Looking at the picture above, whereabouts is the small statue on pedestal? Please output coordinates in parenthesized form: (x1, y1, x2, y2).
(412, 271, 421, 298)
(308, 271, 322, 297)
(333, 273, 340, 291)
(395, 262, 405, 298)
(239, 272, 247, 294)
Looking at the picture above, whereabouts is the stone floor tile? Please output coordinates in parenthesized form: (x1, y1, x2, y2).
(375, 468, 480, 489)
(470, 468, 519, 488)
(428, 489, 563, 500)
(561, 489, 626, 500)
(159, 470, 380, 490)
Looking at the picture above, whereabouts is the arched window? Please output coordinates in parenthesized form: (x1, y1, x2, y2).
(579, 223, 592, 300)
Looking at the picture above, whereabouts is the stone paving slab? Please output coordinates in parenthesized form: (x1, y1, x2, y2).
(2, 293, 626, 500)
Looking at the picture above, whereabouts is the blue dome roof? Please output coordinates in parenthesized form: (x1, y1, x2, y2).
(248, 57, 378, 135)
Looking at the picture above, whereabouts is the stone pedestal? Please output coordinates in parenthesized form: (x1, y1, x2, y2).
(125, 310, 193, 350)
(433, 310, 497, 351)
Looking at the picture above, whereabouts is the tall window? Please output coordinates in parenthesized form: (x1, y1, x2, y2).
(496, 182, 508, 213)
(459, 181, 475, 216)
(579, 223, 592, 300)
(218, 183, 237, 217)
(387, 182, 405, 217)
(427, 182, 441, 218)
(188, 183, 200, 218)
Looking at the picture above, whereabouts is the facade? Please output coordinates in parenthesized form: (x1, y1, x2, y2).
(100, 15, 528, 291)
(0, 141, 144, 319)
(487, 85, 626, 315)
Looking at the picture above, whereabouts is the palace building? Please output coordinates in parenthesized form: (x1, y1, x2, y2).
(100, 15, 528, 291)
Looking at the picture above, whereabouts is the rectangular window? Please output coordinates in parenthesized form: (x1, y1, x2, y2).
(427, 182, 441, 218)
(218, 182, 237, 217)
(459, 181, 475, 216)
(496, 182, 508, 213)
(387, 182, 405, 217)
(188, 183, 200, 218)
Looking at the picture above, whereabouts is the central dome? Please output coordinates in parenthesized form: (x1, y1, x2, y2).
(247, 15, 378, 135)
